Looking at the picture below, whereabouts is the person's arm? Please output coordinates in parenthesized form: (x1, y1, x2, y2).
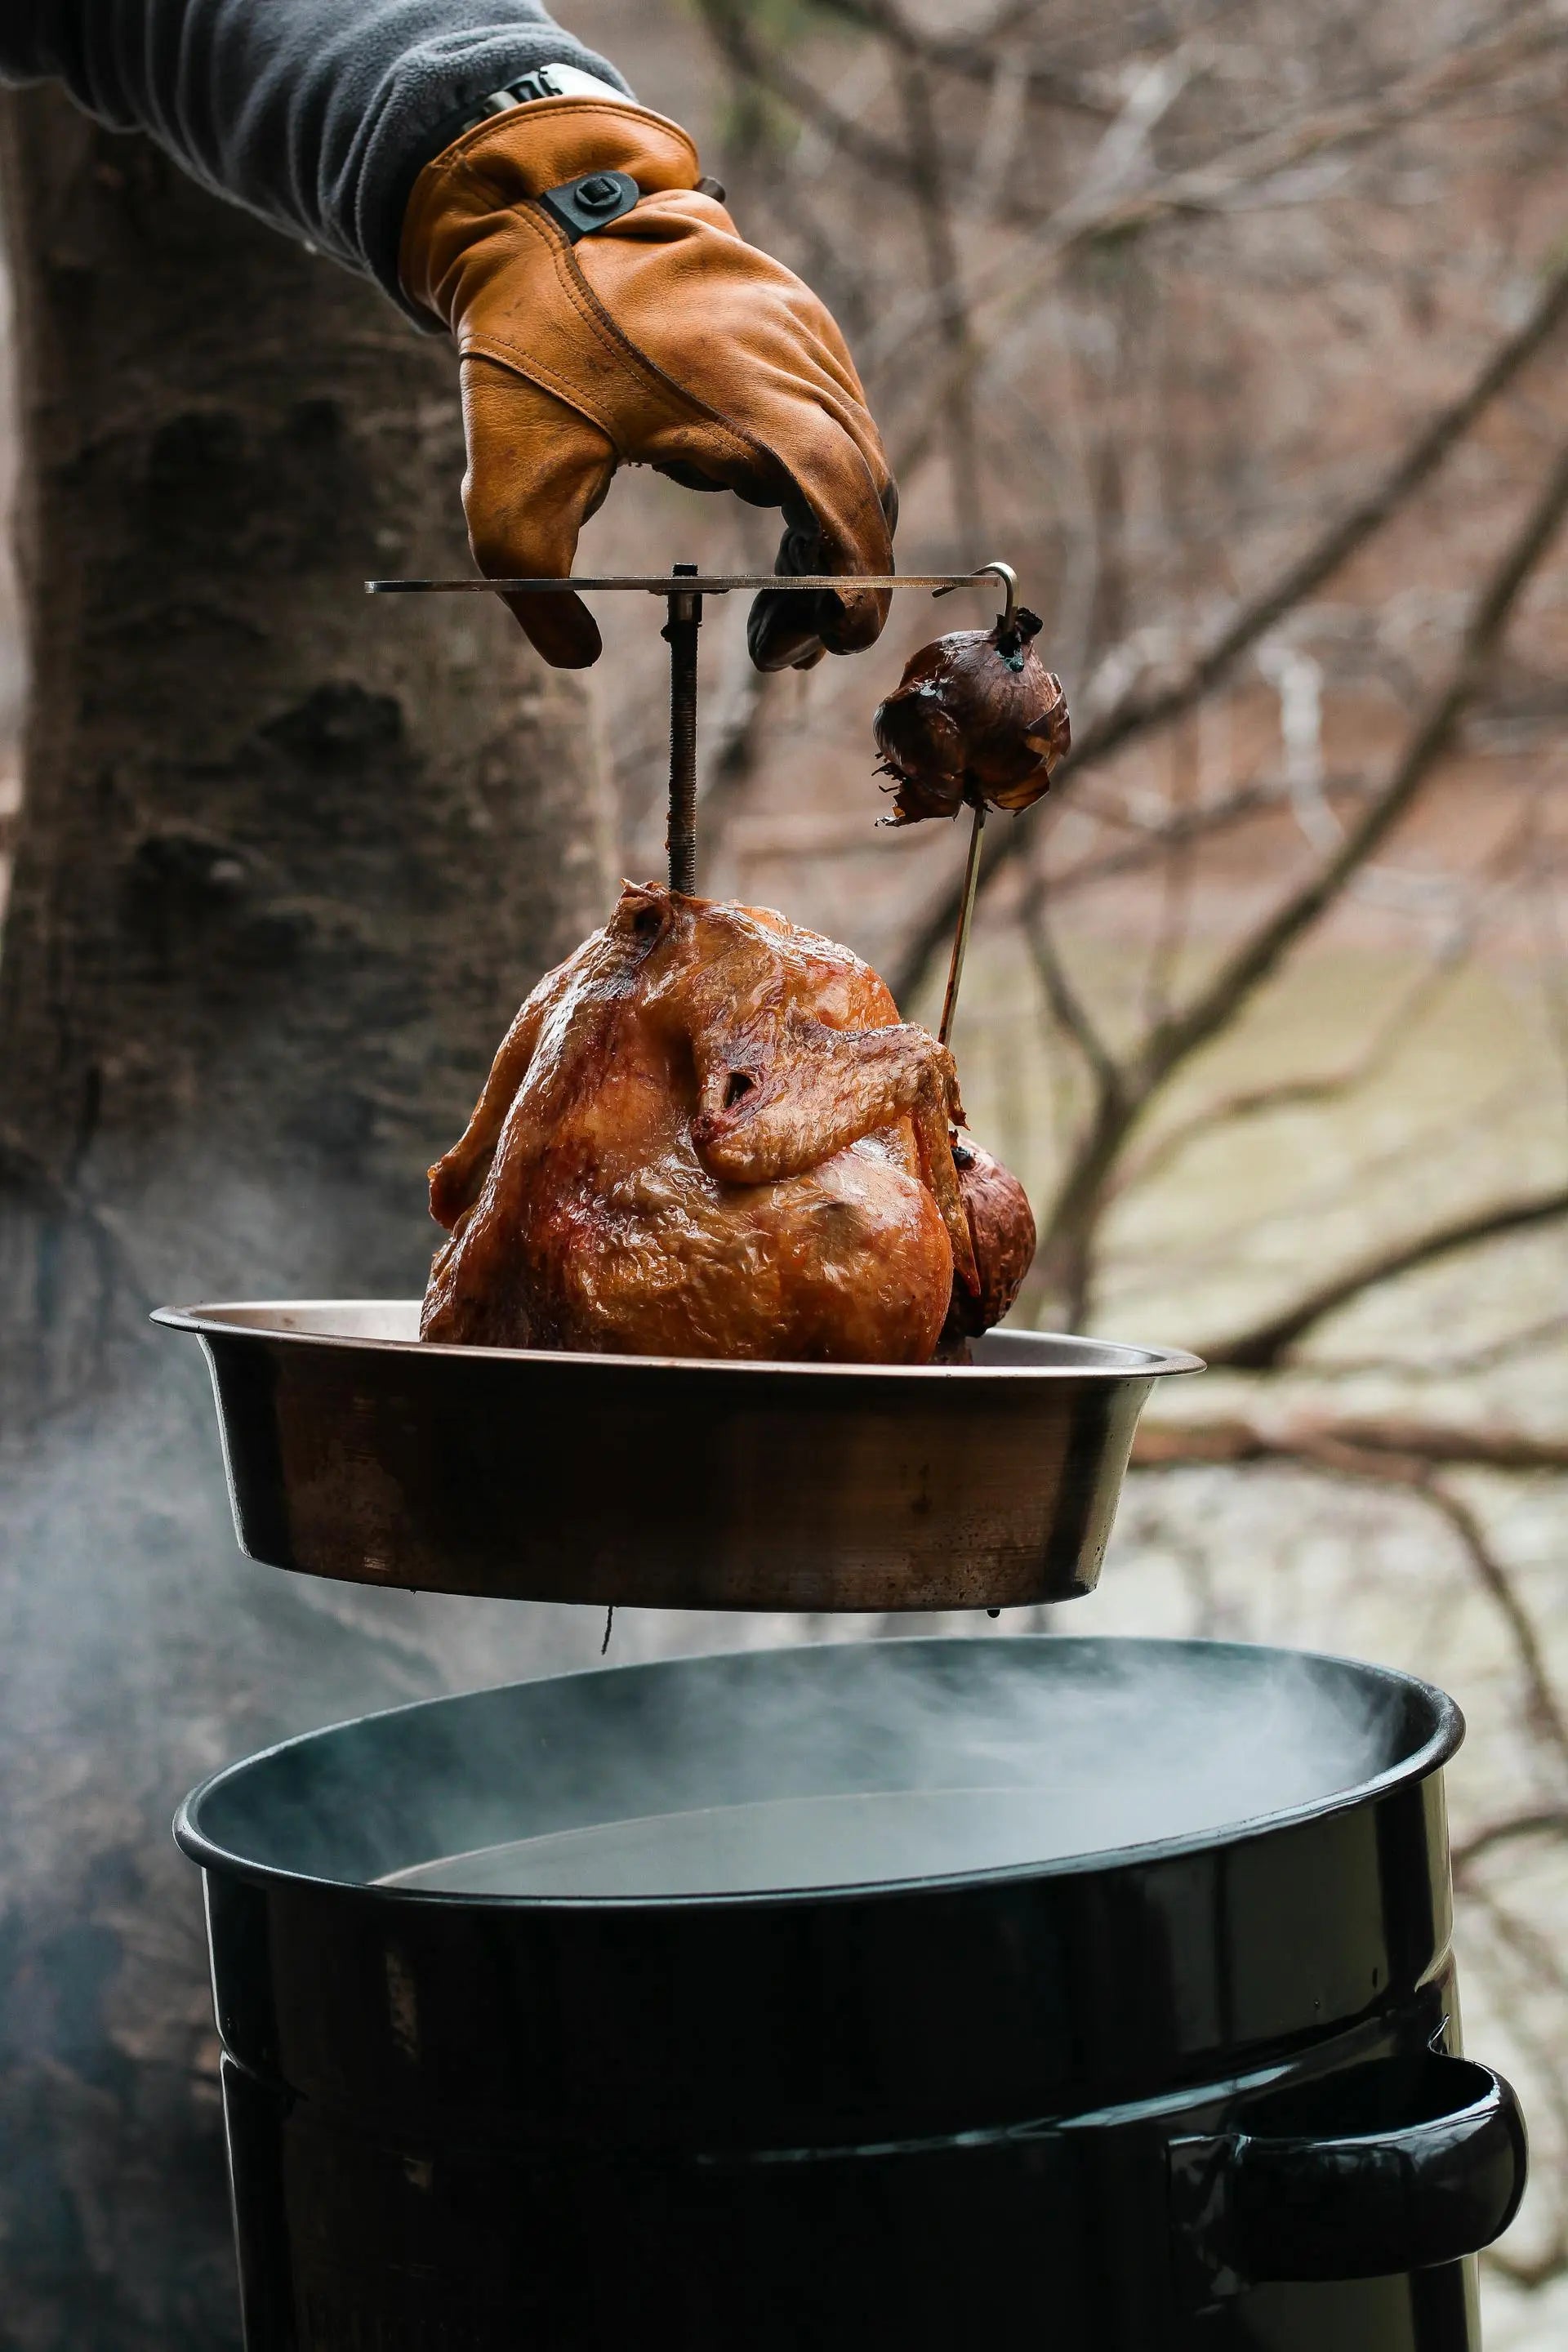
(0, 0, 630, 316)
(2, 0, 898, 674)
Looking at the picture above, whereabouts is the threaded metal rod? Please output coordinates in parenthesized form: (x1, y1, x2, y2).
(663, 563, 702, 895)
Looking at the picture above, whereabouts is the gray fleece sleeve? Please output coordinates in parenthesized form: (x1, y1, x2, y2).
(0, 2, 633, 314)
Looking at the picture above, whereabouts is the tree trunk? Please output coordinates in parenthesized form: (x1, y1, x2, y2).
(0, 89, 612, 2348)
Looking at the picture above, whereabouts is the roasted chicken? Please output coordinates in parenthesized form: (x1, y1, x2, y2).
(422, 884, 1035, 1363)
(942, 1138, 1036, 1351)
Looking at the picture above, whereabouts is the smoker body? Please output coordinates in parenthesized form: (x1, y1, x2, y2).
(177, 1639, 1525, 2350)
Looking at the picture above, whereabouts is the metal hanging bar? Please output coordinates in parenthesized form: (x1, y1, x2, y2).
(365, 571, 1003, 596)
(365, 559, 1031, 1029)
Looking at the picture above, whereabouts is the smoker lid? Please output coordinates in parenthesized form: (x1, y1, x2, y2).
(176, 1636, 1459, 1909)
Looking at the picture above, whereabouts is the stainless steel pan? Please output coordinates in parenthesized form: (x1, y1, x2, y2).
(153, 1303, 1200, 1611)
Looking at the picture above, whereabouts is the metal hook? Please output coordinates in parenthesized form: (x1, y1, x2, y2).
(974, 560, 1019, 631)
(931, 559, 1018, 633)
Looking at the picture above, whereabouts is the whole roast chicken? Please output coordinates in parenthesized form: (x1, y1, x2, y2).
(421, 884, 1035, 1363)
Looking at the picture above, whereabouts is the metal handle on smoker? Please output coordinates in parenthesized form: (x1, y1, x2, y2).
(1169, 2051, 1527, 2290)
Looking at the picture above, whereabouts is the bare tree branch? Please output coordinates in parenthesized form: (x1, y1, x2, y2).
(1140, 443, 1568, 1060)
(1137, 1430, 1568, 1770)
(1133, 1415, 1568, 1475)
(1017, 867, 1129, 1323)
(1142, 714, 1199, 1027)
(881, 4, 1568, 422)
(1110, 951, 1463, 1200)
(890, 44, 989, 545)
(878, 46, 1195, 452)
(693, 0, 916, 186)
(807, 0, 1115, 115)
(1424, 1477, 1568, 1774)
(888, 249, 1568, 1009)
(1462, 1881, 1568, 2288)
(1020, 439, 1568, 1318)
(1197, 1180, 1568, 1368)
(1307, 1312, 1568, 1380)
(1018, 867, 1121, 1099)
(1455, 1809, 1568, 1870)
(1046, 769, 1376, 893)
(1485, 2243, 1568, 2292)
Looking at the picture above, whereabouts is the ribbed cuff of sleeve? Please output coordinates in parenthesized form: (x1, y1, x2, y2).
(359, 29, 634, 324)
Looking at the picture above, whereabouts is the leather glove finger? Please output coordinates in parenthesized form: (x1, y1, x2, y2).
(747, 475, 901, 674)
(461, 358, 617, 668)
(570, 206, 896, 671)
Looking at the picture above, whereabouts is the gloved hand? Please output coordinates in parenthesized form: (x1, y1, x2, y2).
(400, 96, 897, 671)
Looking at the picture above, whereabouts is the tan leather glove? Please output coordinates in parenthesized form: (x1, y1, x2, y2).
(400, 97, 897, 670)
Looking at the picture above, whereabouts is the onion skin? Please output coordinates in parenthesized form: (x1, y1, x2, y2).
(872, 608, 1070, 826)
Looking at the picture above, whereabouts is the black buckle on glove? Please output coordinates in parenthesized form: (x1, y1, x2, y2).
(536, 171, 641, 243)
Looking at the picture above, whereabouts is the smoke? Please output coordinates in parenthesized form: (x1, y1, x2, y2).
(186, 1628, 1429, 1904)
(0, 1159, 866, 2346)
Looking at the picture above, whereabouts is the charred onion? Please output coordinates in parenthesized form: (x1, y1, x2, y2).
(872, 608, 1070, 826)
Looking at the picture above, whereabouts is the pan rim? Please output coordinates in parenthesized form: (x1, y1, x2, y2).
(151, 1300, 1205, 1381)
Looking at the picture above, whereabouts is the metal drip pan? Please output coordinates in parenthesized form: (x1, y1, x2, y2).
(152, 1303, 1200, 1610)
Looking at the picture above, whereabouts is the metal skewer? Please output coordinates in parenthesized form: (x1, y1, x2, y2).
(932, 564, 1018, 1046)
(366, 559, 1029, 1013)
(938, 803, 987, 1049)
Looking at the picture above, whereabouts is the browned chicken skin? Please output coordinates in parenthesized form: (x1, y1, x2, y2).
(942, 1140, 1037, 1350)
(422, 884, 1034, 1363)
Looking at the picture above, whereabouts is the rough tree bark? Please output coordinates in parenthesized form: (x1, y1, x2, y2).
(0, 89, 612, 2348)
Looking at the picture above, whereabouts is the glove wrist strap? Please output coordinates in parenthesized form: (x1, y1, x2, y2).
(534, 169, 642, 243)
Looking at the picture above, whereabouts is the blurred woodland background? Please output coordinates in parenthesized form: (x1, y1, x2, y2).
(1, 1, 1566, 2344)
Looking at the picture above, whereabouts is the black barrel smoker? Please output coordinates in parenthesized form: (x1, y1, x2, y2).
(178, 1637, 1525, 2350)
